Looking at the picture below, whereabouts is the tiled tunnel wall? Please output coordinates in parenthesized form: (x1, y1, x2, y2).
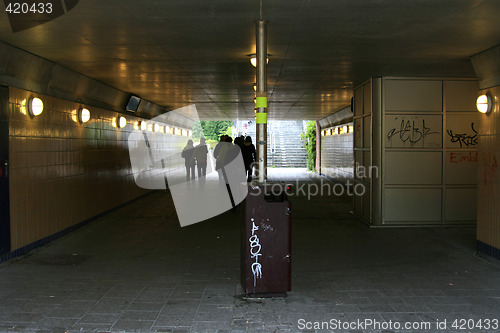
(8, 87, 152, 251)
(477, 84, 500, 256)
(320, 123, 354, 181)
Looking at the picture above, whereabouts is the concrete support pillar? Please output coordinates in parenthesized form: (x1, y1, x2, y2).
(255, 20, 267, 183)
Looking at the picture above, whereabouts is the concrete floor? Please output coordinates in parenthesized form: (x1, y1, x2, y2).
(0, 169, 499, 333)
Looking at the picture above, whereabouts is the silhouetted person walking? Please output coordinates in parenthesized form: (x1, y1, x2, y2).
(242, 136, 256, 182)
(213, 135, 226, 161)
(215, 137, 240, 209)
(215, 137, 232, 181)
(195, 137, 208, 177)
(234, 136, 244, 148)
(181, 139, 196, 181)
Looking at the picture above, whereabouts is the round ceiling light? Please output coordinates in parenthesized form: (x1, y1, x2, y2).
(249, 54, 269, 67)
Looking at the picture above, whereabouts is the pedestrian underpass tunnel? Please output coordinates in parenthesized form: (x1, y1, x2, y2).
(1, 1, 500, 331)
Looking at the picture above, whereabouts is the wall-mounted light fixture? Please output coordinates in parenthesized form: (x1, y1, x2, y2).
(477, 93, 493, 114)
(336, 127, 341, 134)
(343, 125, 349, 133)
(249, 53, 269, 67)
(253, 83, 257, 92)
(114, 116, 127, 128)
(78, 107, 91, 124)
(152, 123, 159, 132)
(136, 120, 147, 131)
(28, 97, 44, 117)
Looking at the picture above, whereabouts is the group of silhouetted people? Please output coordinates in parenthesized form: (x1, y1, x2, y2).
(181, 134, 256, 183)
(181, 138, 208, 181)
(214, 135, 256, 182)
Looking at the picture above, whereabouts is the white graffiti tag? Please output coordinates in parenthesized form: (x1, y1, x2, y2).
(249, 220, 262, 287)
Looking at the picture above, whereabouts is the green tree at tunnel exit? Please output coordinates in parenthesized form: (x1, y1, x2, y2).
(301, 121, 316, 171)
(192, 121, 233, 141)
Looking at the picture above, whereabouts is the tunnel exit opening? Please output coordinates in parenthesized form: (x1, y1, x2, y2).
(236, 120, 309, 169)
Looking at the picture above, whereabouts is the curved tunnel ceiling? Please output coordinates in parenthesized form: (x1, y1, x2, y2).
(1, 0, 500, 120)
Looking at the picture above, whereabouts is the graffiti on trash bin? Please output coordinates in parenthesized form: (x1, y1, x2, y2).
(249, 220, 262, 287)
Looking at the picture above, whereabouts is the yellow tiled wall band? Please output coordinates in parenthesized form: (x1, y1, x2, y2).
(8, 88, 149, 250)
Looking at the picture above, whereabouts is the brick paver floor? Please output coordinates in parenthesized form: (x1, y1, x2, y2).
(0, 169, 499, 332)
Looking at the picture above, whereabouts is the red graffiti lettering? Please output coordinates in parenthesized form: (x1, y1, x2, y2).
(483, 152, 498, 185)
(449, 151, 478, 163)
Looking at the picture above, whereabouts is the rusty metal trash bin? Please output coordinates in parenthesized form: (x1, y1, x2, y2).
(241, 184, 291, 296)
